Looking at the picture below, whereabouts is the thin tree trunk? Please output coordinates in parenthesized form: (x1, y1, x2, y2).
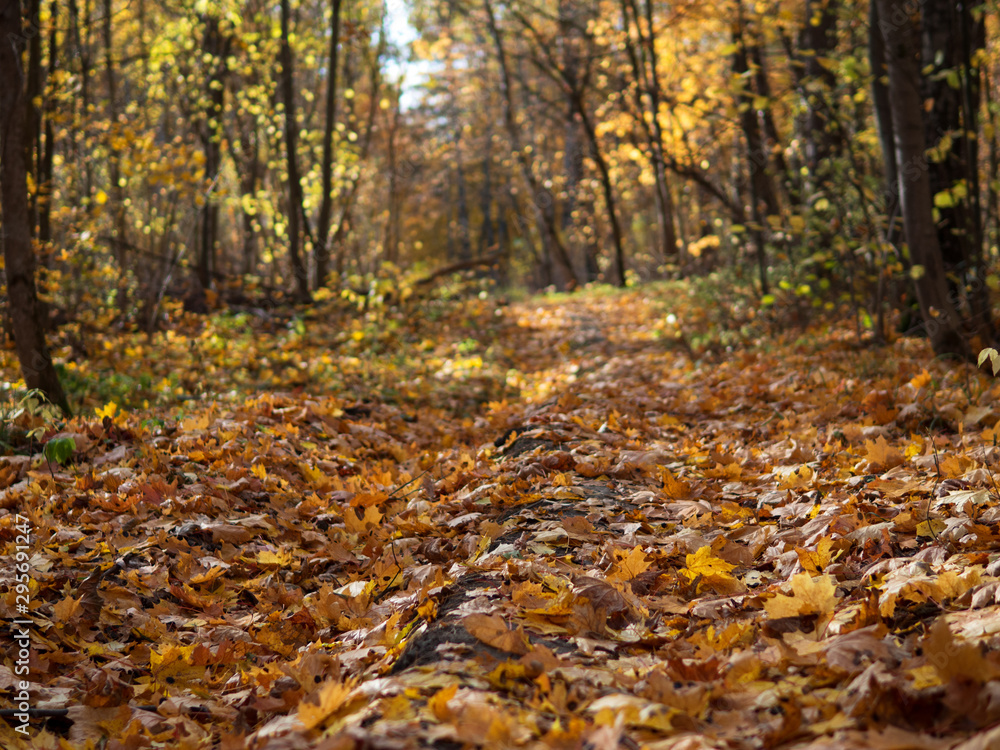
(315, 0, 343, 287)
(920, 0, 982, 272)
(26, 0, 42, 236)
(279, 0, 311, 301)
(327, 32, 383, 272)
(383, 90, 402, 264)
(573, 93, 627, 286)
(984, 68, 1000, 254)
(732, 2, 777, 293)
(68, 0, 93, 200)
(621, 0, 678, 263)
(800, 0, 839, 178)
(748, 40, 791, 197)
(478, 137, 494, 254)
(483, 0, 577, 290)
(38, 0, 59, 248)
(869, 0, 900, 245)
(875, 0, 969, 357)
(639, 0, 678, 260)
(0, 0, 71, 415)
(454, 133, 472, 261)
(198, 14, 227, 291)
(238, 126, 260, 276)
(102, 0, 127, 288)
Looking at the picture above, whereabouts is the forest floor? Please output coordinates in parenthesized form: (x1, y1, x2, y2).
(4, 284, 1000, 749)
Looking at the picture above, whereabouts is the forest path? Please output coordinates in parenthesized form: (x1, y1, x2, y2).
(7, 288, 1000, 749)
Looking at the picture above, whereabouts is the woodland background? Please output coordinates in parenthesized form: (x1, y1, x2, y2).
(5, 3, 1000, 749)
(0, 0, 998, 414)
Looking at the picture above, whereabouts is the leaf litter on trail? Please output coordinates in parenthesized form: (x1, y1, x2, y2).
(5, 289, 1000, 748)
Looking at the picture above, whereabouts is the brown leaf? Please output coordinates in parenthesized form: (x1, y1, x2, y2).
(462, 613, 530, 655)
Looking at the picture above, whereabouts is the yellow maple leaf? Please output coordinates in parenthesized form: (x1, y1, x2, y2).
(344, 505, 383, 535)
(681, 545, 736, 581)
(916, 518, 946, 538)
(95, 402, 118, 421)
(298, 462, 328, 489)
(149, 644, 201, 681)
(681, 546, 744, 595)
(863, 435, 904, 473)
(254, 549, 292, 567)
(765, 572, 839, 619)
(608, 546, 652, 582)
(776, 464, 813, 489)
(939, 454, 971, 478)
(659, 467, 691, 499)
(180, 413, 211, 431)
(796, 537, 836, 575)
(704, 462, 742, 480)
(298, 678, 359, 729)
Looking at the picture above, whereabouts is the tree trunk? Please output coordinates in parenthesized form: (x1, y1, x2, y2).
(478, 136, 495, 255)
(38, 0, 58, 248)
(68, 0, 94, 200)
(732, 3, 778, 294)
(573, 94, 627, 286)
(748, 40, 790, 194)
(236, 117, 260, 276)
(279, 0, 311, 302)
(103, 0, 128, 292)
(800, 0, 839, 179)
(869, 0, 900, 244)
(0, 0, 71, 415)
(621, 0, 678, 265)
(454, 132, 472, 261)
(483, 0, 578, 290)
(198, 14, 228, 291)
(919, 0, 987, 351)
(315, 0, 343, 287)
(383, 89, 402, 264)
(638, 0, 678, 261)
(26, 0, 42, 237)
(875, 0, 969, 357)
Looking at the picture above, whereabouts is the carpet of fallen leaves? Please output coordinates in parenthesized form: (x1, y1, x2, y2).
(6, 287, 1000, 750)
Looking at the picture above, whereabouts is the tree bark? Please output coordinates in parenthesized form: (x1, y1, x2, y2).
(731, 3, 778, 294)
(279, 0, 311, 302)
(632, 0, 678, 262)
(875, 0, 969, 357)
(314, 0, 343, 287)
(918, 0, 989, 346)
(0, 0, 71, 414)
(869, 0, 899, 243)
(620, 0, 676, 266)
(453, 133, 472, 261)
(26, 0, 41, 236)
(572, 94, 627, 286)
(198, 13, 228, 291)
(38, 0, 58, 247)
(800, 0, 839, 178)
(102, 0, 127, 291)
(483, 0, 578, 290)
(68, 0, 94, 200)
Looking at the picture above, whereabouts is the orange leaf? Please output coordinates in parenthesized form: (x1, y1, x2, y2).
(463, 613, 530, 655)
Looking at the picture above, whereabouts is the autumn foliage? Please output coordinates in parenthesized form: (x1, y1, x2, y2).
(2, 288, 1000, 748)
